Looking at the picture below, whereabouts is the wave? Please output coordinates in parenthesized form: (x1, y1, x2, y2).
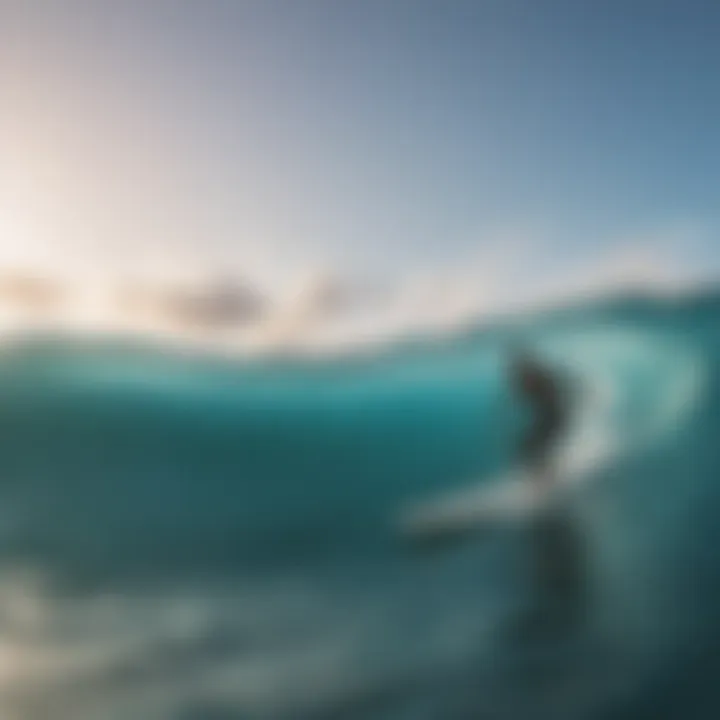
(0, 292, 716, 718)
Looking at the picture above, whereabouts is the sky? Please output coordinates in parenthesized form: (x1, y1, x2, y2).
(0, 0, 719, 301)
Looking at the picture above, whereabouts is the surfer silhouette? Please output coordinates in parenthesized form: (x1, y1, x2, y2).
(507, 352, 589, 642)
(510, 352, 568, 487)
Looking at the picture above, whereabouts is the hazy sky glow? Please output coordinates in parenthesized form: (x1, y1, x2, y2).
(0, 0, 719, 297)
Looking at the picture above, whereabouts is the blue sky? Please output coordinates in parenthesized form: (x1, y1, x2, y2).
(0, 0, 718, 294)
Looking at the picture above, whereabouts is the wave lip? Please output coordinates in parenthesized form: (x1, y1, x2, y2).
(0, 263, 716, 357)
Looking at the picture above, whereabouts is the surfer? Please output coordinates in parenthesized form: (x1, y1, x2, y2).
(507, 352, 589, 641)
(510, 352, 569, 487)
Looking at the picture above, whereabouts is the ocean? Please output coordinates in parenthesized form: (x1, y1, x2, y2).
(0, 291, 717, 719)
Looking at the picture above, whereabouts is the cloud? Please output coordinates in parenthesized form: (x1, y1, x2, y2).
(0, 217, 715, 354)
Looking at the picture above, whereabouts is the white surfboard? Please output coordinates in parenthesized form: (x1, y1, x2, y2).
(397, 462, 591, 544)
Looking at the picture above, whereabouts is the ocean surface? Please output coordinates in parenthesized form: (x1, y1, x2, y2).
(0, 292, 717, 719)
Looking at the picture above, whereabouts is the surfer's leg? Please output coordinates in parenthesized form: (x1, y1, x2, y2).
(520, 422, 558, 488)
(520, 427, 545, 470)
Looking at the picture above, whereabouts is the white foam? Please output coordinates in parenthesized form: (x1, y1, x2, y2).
(0, 569, 505, 720)
(0, 250, 715, 359)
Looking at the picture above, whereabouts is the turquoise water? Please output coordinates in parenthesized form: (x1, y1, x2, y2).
(0, 293, 717, 719)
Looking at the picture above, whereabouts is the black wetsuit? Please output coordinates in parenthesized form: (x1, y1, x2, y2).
(516, 364, 567, 471)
